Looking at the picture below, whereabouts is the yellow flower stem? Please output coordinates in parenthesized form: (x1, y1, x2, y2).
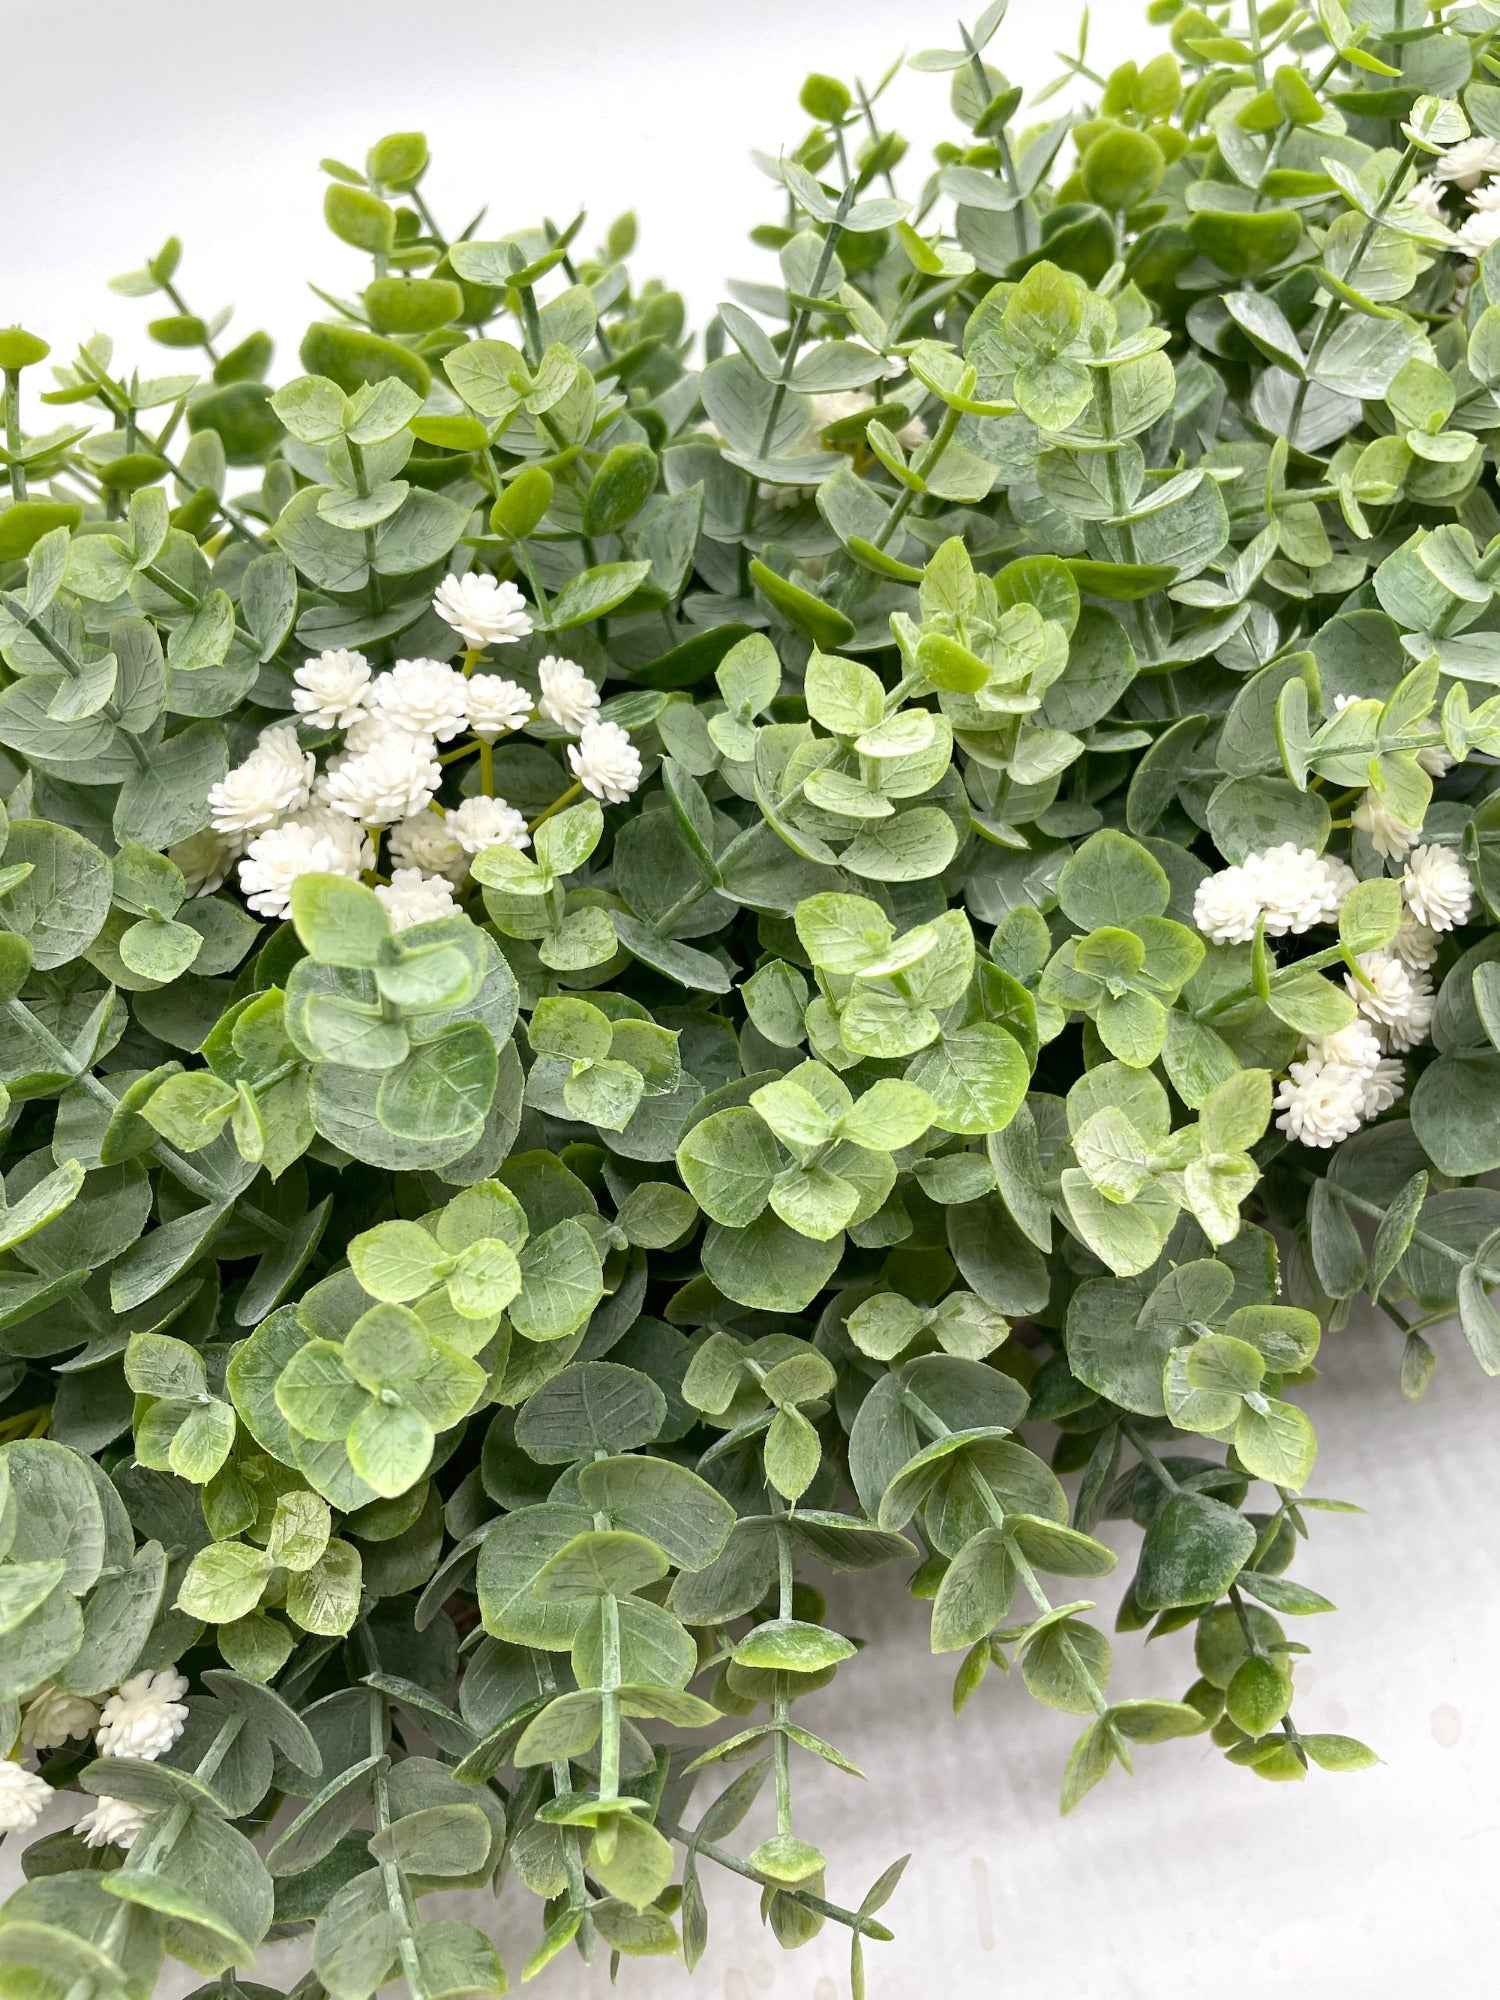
(528, 779, 583, 832)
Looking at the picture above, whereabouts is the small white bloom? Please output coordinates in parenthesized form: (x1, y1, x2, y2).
(1306, 1018, 1382, 1079)
(1457, 206, 1500, 257)
(1313, 853, 1359, 916)
(371, 658, 470, 743)
(76, 1795, 150, 1852)
(1245, 843, 1333, 936)
(292, 649, 373, 729)
(96, 1669, 189, 1762)
(1194, 864, 1263, 945)
(434, 573, 533, 649)
(1435, 137, 1500, 188)
(21, 1683, 99, 1752)
(1472, 174, 1500, 214)
(1404, 176, 1448, 221)
(1392, 914, 1441, 971)
(376, 867, 460, 932)
(0, 1760, 52, 1834)
(1273, 1060, 1368, 1148)
(569, 718, 642, 804)
(1347, 949, 1436, 1053)
(1352, 791, 1421, 861)
(464, 675, 533, 742)
(388, 809, 469, 885)
(239, 819, 360, 919)
(324, 736, 443, 826)
(537, 655, 601, 735)
(1358, 1056, 1406, 1118)
(167, 830, 236, 898)
(1417, 741, 1455, 777)
(448, 794, 530, 855)
(208, 724, 315, 839)
(1403, 843, 1473, 932)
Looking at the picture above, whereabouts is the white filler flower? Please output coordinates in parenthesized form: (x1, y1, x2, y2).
(325, 736, 443, 825)
(1273, 1060, 1369, 1148)
(434, 573, 533, 648)
(1307, 1019, 1383, 1077)
(1358, 1057, 1407, 1118)
(168, 830, 236, 898)
(449, 795, 530, 854)
(1194, 846, 1353, 945)
(292, 648, 373, 728)
(239, 821, 355, 918)
(1404, 176, 1447, 220)
(1193, 863, 1262, 944)
(96, 1669, 189, 1761)
(538, 655, 601, 734)
(1458, 206, 1500, 257)
(1249, 844, 1353, 935)
(1402, 844, 1473, 931)
(377, 868, 460, 931)
(0, 1760, 52, 1833)
(76, 1796, 150, 1851)
(389, 809, 470, 884)
(371, 658, 470, 743)
(569, 718, 642, 804)
(208, 723, 315, 838)
(464, 676, 533, 741)
(21, 1683, 99, 1751)
(1347, 950, 1437, 1052)
(1352, 792, 1421, 861)
(1435, 136, 1500, 187)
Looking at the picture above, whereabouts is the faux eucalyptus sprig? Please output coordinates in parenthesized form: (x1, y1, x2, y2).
(3, 0, 1500, 1991)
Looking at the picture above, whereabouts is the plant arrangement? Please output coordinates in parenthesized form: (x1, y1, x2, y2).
(2, 0, 1500, 1989)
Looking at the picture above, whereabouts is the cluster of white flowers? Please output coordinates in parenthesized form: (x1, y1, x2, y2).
(1423, 138, 1500, 252)
(201, 577, 640, 927)
(0, 1668, 190, 1847)
(1273, 1018, 1407, 1149)
(207, 723, 314, 840)
(22, 1682, 99, 1751)
(1434, 136, 1500, 189)
(1271, 847, 1474, 1147)
(75, 1667, 191, 1852)
(1451, 158, 1500, 256)
(1193, 843, 1356, 945)
(0, 1759, 52, 1835)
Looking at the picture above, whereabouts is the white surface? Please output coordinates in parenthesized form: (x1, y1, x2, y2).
(5, 0, 1138, 358)
(5, 2, 1500, 1993)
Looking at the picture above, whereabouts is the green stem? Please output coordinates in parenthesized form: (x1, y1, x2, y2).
(1288, 140, 1421, 437)
(4, 370, 25, 501)
(663, 1822, 893, 1937)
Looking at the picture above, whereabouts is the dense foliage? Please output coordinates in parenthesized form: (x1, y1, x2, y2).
(3, 0, 1500, 1989)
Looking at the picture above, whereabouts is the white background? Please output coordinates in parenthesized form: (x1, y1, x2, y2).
(5, 1, 1500, 1994)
